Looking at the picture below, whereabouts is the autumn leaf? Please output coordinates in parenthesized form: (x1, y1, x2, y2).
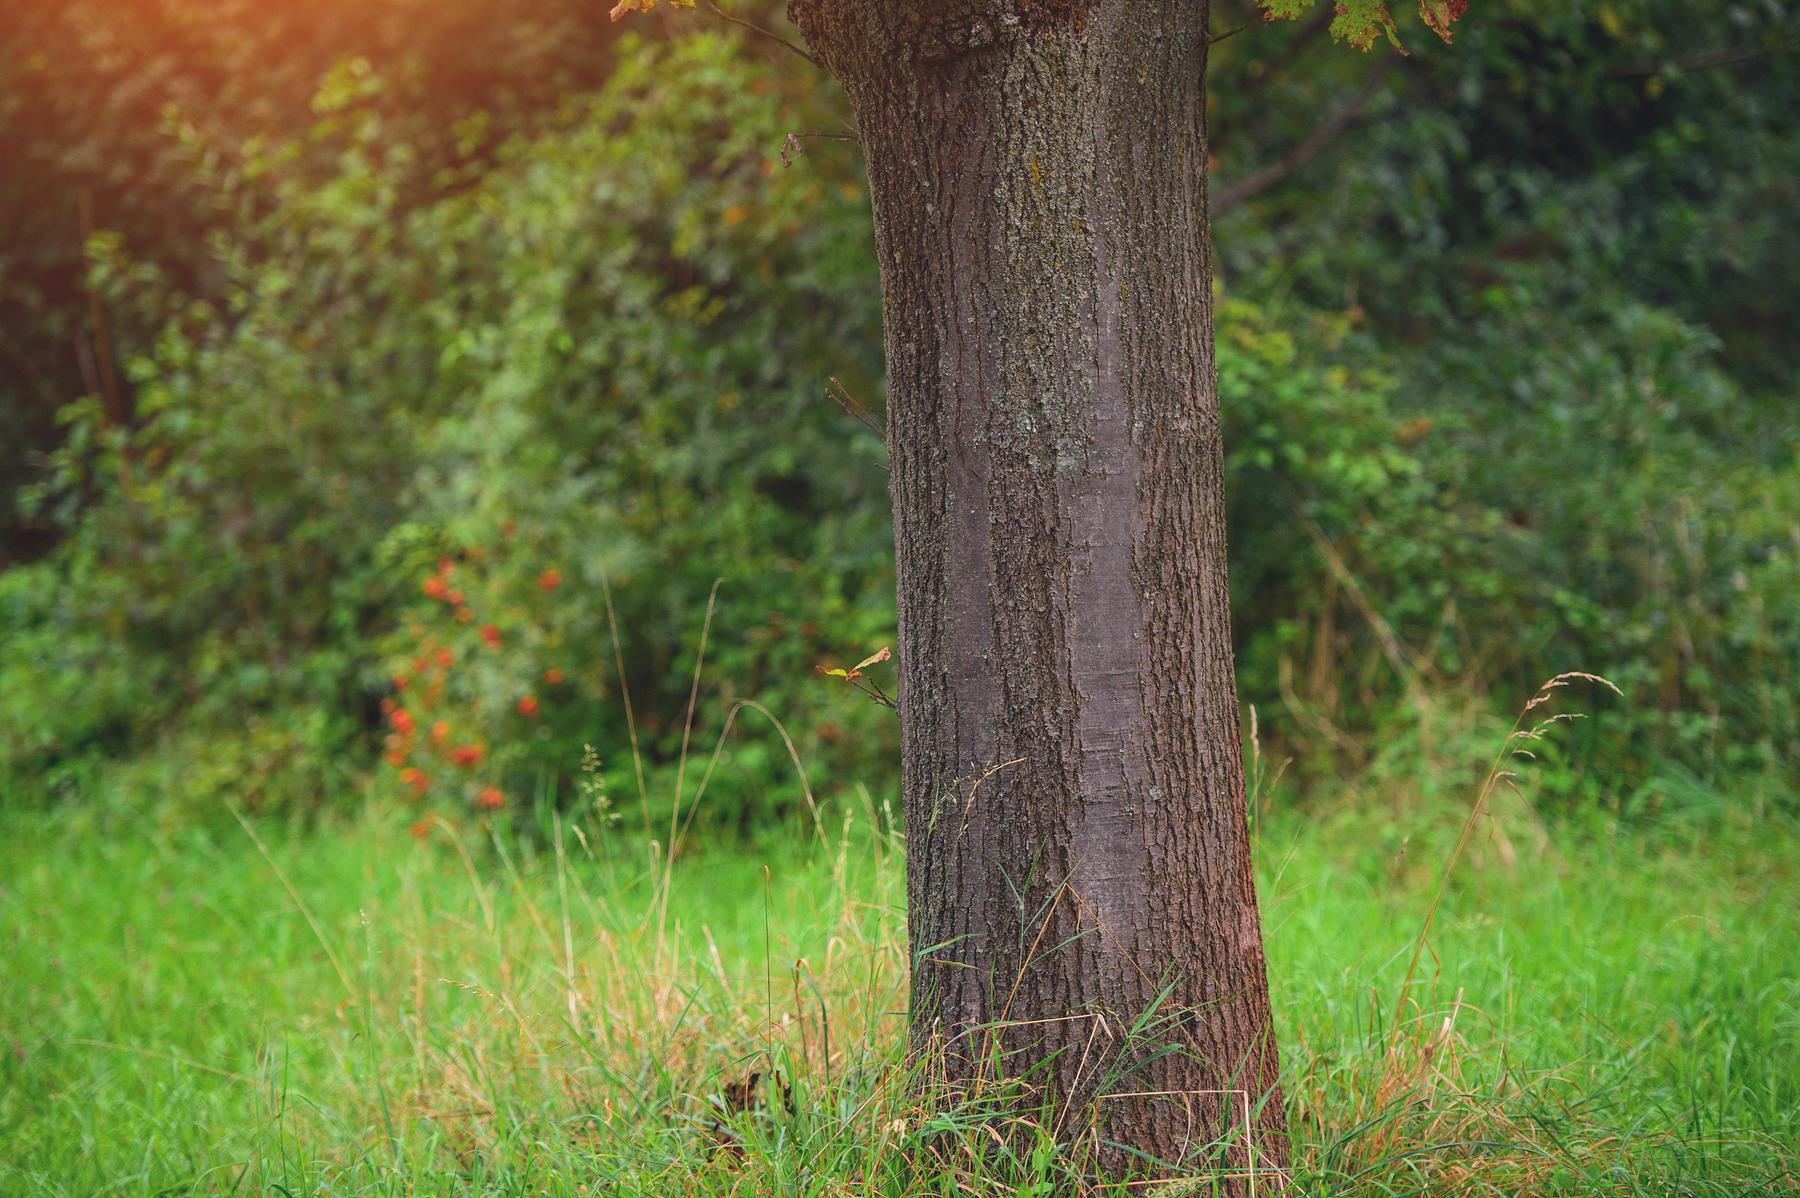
(818, 645, 891, 682)
(1417, 0, 1469, 42)
(610, 0, 694, 20)
(1340, 3, 1402, 51)
(817, 645, 898, 711)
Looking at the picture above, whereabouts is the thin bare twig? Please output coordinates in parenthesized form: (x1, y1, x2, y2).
(705, 1, 819, 69)
(1208, 18, 1258, 46)
(780, 128, 860, 168)
(827, 376, 885, 438)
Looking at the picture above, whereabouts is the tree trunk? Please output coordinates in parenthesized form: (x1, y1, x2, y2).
(790, 0, 1286, 1182)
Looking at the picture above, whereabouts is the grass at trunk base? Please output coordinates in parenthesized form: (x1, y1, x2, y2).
(1, 790, 1794, 1195)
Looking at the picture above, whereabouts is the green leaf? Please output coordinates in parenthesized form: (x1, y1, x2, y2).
(1258, 0, 1467, 51)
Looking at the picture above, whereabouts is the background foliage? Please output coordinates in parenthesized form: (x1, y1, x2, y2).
(2, 0, 1796, 829)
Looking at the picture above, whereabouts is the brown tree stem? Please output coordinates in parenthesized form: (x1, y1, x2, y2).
(789, 2, 1288, 1187)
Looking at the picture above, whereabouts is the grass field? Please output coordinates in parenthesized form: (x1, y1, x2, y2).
(3, 775, 1796, 1195)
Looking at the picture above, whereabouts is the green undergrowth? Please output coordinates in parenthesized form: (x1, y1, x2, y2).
(1, 784, 1794, 1196)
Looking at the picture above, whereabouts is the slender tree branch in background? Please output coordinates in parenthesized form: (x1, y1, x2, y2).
(1214, 55, 1397, 215)
(75, 189, 126, 429)
(1608, 25, 1800, 76)
(1208, 18, 1258, 46)
(1208, 4, 1337, 162)
(704, 2, 820, 69)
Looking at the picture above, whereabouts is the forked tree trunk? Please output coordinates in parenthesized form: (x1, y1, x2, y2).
(790, 0, 1286, 1181)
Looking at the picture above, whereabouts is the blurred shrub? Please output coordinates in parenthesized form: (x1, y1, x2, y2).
(4, 16, 1796, 827)
(1422, 289, 1800, 798)
(4, 34, 893, 828)
(1212, 0, 1800, 804)
(1221, 276, 1800, 803)
(0, 0, 642, 562)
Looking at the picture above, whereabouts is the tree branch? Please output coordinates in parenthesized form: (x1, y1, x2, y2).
(1608, 26, 1800, 77)
(1207, 18, 1258, 46)
(1213, 55, 1396, 215)
(827, 376, 885, 435)
(705, 1, 820, 69)
(1209, 5, 1338, 161)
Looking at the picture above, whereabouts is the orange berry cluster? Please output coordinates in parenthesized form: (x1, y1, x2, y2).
(383, 550, 572, 813)
(385, 547, 573, 817)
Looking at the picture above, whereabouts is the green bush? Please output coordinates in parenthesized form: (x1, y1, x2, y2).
(4, 34, 894, 827)
(6, 18, 1795, 827)
(1212, 0, 1800, 801)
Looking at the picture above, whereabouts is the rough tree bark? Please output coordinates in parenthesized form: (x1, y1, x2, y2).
(788, 0, 1286, 1181)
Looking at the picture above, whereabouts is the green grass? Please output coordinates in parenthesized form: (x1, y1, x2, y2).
(2, 784, 1795, 1195)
